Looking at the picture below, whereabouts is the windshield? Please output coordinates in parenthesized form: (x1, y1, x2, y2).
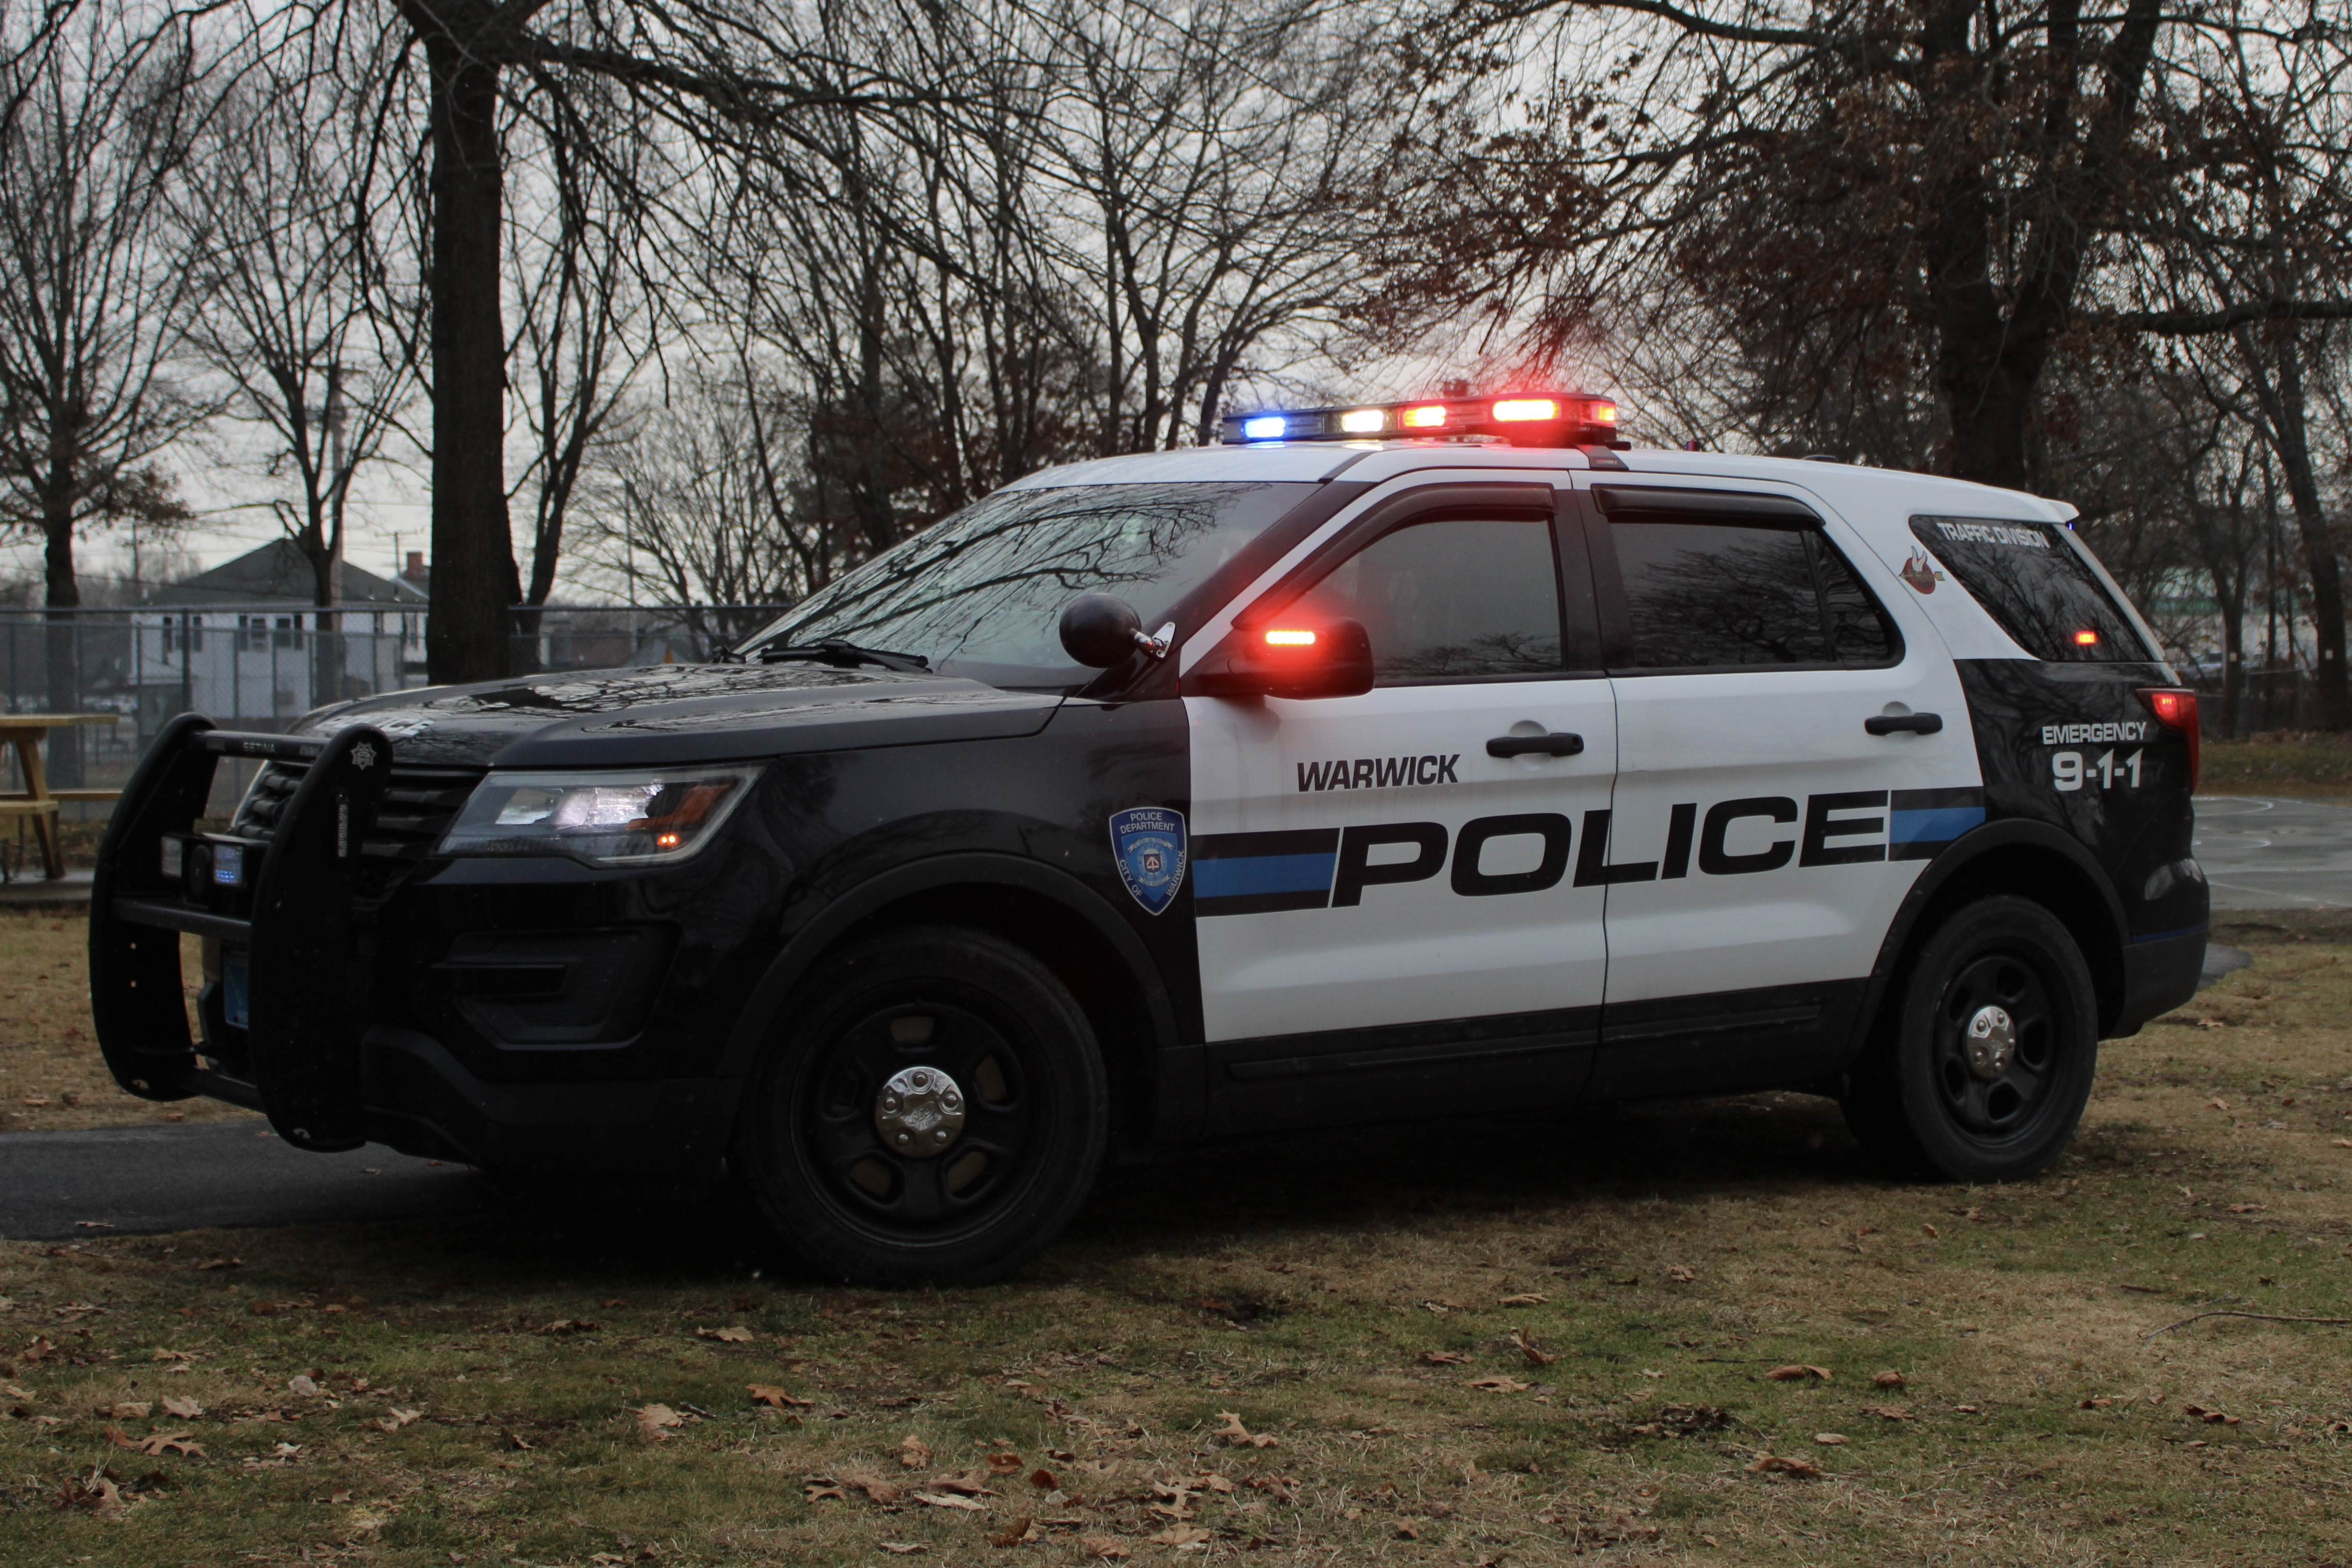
(739, 480, 1316, 688)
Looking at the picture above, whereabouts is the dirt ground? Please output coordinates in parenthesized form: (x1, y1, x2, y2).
(1, 911, 2349, 1563)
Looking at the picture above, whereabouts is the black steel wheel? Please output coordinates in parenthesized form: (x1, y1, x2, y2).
(1842, 895, 2099, 1183)
(736, 926, 1107, 1285)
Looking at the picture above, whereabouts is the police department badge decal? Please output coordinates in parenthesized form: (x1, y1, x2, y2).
(1109, 806, 1187, 915)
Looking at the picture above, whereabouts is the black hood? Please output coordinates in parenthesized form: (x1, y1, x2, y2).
(297, 663, 1062, 768)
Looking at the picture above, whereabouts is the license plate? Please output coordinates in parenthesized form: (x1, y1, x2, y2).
(223, 950, 250, 1030)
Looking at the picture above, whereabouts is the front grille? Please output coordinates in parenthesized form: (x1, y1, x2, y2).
(233, 758, 484, 897)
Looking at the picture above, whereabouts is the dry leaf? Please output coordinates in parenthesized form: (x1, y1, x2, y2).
(2184, 1404, 2240, 1425)
(2226, 1203, 2267, 1214)
(1506, 1326, 1556, 1366)
(1744, 1453, 1823, 1477)
(1862, 1403, 1913, 1420)
(985, 1451, 1023, 1473)
(2078, 1396, 2114, 1409)
(193, 1257, 241, 1271)
(539, 1319, 600, 1336)
(804, 1480, 849, 1501)
(1150, 1525, 1213, 1546)
(1921, 1223, 1939, 1238)
(878, 1545, 927, 1557)
(1029, 1468, 1058, 1489)
(633, 1404, 685, 1440)
(749, 1385, 813, 1408)
(987, 1517, 1040, 1547)
(110, 1400, 151, 1419)
(697, 1325, 755, 1342)
(1467, 1375, 1530, 1393)
(1212, 1411, 1278, 1448)
(140, 1431, 203, 1456)
(1666, 1266, 1697, 1283)
(1873, 1370, 1906, 1389)
(374, 1408, 422, 1433)
(287, 1374, 320, 1398)
(853, 1478, 903, 1505)
(1419, 1349, 1471, 1365)
(1765, 1364, 1833, 1382)
(900, 1435, 934, 1468)
(503, 1429, 534, 1451)
(103, 1423, 137, 1450)
(1498, 1292, 1548, 1307)
(915, 1491, 989, 1511)
(1080, 1538, 1129, 1560)
(160, 1396, 202, 1419)
(1813, 1432, 1848, 1445)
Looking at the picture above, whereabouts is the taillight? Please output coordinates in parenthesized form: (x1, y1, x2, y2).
(2138, 688, 2200, 792)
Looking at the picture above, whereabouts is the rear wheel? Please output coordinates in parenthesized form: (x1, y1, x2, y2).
(1843, 896, 2099, 1183)
(735, 926, 1108, 1285)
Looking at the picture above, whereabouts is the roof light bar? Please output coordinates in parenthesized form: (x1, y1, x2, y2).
(1219, 392, 1627, 449)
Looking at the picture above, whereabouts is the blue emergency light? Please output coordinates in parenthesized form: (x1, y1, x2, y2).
(1218, 393, 1626, 449)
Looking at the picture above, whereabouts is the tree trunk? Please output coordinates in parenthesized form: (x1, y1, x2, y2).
(2241, 330, 2348, 728)
(41, 486, 83, 786)
(418, 20, 518, 686)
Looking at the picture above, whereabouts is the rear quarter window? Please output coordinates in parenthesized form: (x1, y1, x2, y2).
(1909, 516, 2150, 662)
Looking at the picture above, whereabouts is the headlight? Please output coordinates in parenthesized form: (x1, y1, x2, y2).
(437, 764, 762, 865)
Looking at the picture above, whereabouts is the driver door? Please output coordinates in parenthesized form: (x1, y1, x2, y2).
(1185, 482, 1618, 1133)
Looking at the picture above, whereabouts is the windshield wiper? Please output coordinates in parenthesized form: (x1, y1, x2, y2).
(753, 638, 933, 673)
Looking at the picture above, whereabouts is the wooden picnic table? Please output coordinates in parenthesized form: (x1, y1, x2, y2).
(0, 712, 122, 880)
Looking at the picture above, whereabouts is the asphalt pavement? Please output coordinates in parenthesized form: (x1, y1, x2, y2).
(0, 1120, 492, 1241)
(2193, 795, 2352, 909)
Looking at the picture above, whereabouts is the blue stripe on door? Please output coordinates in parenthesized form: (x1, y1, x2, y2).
(1193, 852, 1339, 899)
(1890, 805, 1986, 844)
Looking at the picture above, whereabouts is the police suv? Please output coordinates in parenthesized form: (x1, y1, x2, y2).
(89, 392, 2206, 1284)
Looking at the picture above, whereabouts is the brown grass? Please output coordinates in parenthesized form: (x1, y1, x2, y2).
(0, 915, 2347, 1563)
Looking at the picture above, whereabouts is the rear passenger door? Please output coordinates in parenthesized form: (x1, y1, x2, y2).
(1574, 479, 1974, 1098)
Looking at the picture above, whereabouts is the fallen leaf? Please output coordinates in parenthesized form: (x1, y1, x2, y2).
(539, 1319, 601, 1336)
(2227, 1203, 2267, 1214)
(2184, 1404, 2240, 1425)
(1921, 1223, 1940, 1238)
(103, 1423, 137, 1450)
(1467, 1375, 1530, 1393)
(878, 1545, 928, 1556)
(110, 1401, 151, 1419)
(1418, 1349, 1471, 1366)
(1766, 1364, 1833, 1382)
(503, 1429, 534, 1451)
(193, 1257, 241, 1271)
(2209, 1097, 2231, 1111)
(985, 1450, 1023, 1473)
(160, 1396, 203, 1419)
(1744, 1453, 1823, 1477)
(374, 1408, 422, 1433)
(1079, 1538, 1129, 1560)
(1954, 1404, 1980, 1414)
(139, 1431, 203, 1457)
(1666, 1266, 1697, 1283)
(749, 1385, 813, 1408)
(1506, 1326, 1556, 1367)
(854, 1478, 903, 1505)
(1150, 1525, 1213, 1546)
(633, 1404, 685, 1441)
(287, 1375, 320, 1398)
(698, 1325, 755, 1343)
(803, 1480, 848, 1501)
(1873, 1370, 1906, 1389)
(1862, 1403, 1913, 1420)
(2079, 1396, 2114, 1410)
(900, 1435, 934, 1468)
(1212, 1410, 1279, 1447)
(915, 1491, 989, 1511)
(987, 1517, 1040, 1547)
(1813, 1432, 1848, 1445)
(1497, 1292, 1548, 1307)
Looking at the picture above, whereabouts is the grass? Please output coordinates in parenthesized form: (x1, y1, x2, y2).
(1, 915, 2349, 1565)
(2200, 731, 2352, 797)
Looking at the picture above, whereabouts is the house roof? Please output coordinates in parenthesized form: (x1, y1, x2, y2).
(142, 539, 428, 608)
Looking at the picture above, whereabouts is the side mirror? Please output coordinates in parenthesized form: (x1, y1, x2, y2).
(1060, 594, 1149, 668)
(1183, 618, 1374, 700)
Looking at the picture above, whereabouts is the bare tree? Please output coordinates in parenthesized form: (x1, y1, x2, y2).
(0, 10, 212, 766)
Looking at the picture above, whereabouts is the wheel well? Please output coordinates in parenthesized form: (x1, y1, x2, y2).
(1886, 846, 2125, 1037)
(825, 884, 1163, 1152)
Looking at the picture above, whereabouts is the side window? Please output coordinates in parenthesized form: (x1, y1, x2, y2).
(1286, 511, 1564, 684)
(1910, 515, 2149, 661)
(1607, 514, 1898, 670)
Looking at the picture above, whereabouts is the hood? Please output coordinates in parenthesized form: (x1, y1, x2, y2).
(297, 663, 1063, 768)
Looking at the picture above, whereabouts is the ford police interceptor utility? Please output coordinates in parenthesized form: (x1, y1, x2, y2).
(88, 392, 2206, 1284)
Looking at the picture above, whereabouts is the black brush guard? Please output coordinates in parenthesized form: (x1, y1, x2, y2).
(90, 713, 394, 1152)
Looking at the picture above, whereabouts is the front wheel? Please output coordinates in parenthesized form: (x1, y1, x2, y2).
(735, 926, 1108, 1285)
(1842, 896, 2100, 1183)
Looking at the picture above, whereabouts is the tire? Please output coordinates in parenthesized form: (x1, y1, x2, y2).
(735, 925, 1109, 1286)
(1842, 895, 2100, 1183)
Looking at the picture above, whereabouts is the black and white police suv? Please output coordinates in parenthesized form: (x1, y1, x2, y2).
(89, 391, 2206, 1283)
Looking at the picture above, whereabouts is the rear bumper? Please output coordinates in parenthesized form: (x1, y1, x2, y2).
(2112, 926, 2207, 1038)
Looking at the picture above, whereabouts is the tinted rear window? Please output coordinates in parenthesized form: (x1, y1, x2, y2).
(1911, 516, 2149, 662)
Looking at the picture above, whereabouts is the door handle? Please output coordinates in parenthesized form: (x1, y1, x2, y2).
(1487, 732, 1585, 758)
(1864, 712, 1943, 736)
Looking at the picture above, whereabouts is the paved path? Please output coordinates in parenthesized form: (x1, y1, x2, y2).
(0, 1120, 492, 1241)
(2194, 796, 2352, 910)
